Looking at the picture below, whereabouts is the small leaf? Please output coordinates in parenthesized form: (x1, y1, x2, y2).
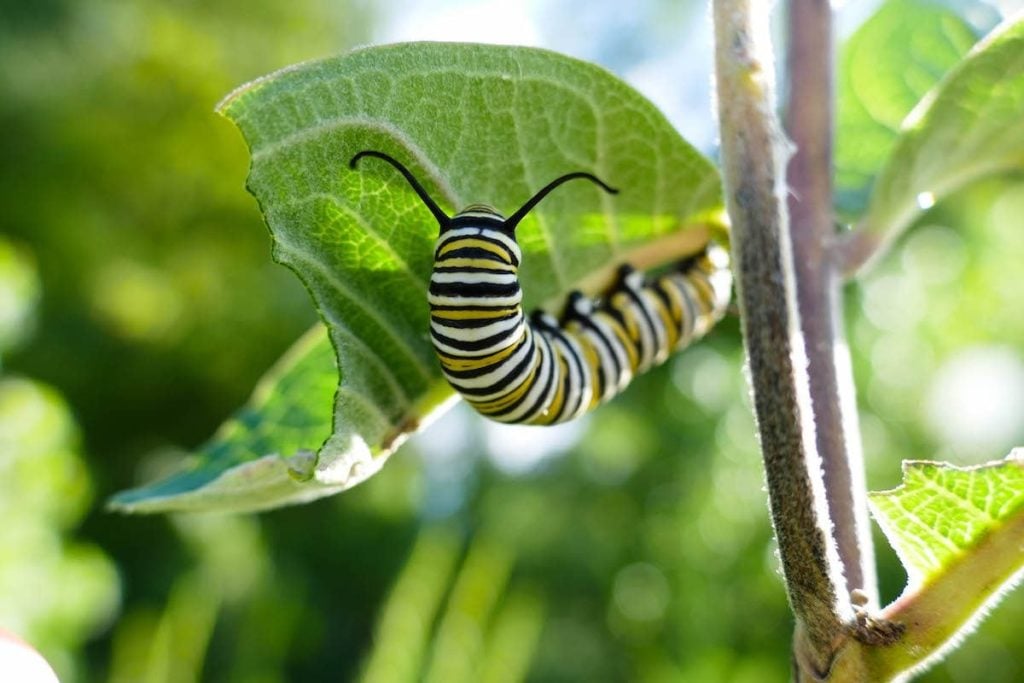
(835, 0, 977, 217)
(116, 43, 723, 512)
(869, 452, 1024, 587)
(865, 452, 1024, 677)
(110, 326, 337, 513)
(855, 16, 1024, 269)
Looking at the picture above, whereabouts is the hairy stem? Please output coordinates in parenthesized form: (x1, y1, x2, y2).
(712, 0, 845, 674)
(784, 0, 877, 607)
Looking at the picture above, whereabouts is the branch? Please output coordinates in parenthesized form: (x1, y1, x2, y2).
(712, 0, 847, 674)
(784, 0, 877, 607)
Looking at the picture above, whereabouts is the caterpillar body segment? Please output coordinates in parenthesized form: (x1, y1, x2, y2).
(350, 150, 732, 425)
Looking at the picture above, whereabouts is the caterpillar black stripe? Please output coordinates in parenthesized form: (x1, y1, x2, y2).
(350, 150, 732, 425)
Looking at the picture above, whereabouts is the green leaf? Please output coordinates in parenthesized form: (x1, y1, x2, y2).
(869, 453, 1024, 587)
(855, 16, 1024, 269)
(864, 452, 1024, 677)
(115, 43, 723, 512)
(110, 326, 337, 512)
(835, 0, 977, 217)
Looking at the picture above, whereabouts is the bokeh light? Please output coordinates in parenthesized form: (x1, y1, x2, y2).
(0, 1, 1021, 681)
(924, 346, 1024, 460)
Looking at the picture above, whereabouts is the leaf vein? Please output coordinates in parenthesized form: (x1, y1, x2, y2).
(280, 240, 436, 384)
(278, 192, 431, 291)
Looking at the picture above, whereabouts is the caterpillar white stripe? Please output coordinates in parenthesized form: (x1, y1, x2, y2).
(350, 150, 732, 425)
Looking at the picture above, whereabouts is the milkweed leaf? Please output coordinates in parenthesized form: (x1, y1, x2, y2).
(852, 15, 1024, 271)
(835, 0, 977, 217)
(864, 451, 1024, 678)
(112, 42, 723, 512)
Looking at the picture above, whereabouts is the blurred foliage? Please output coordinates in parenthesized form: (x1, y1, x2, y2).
(0, 239, 40, 357)
(0, 238, 120, 679)
(834, 0, 978, 217)
(850, 175, 1024, 682)
(0, 0, 1021, 681)
(0, 376, 121, 680)
(0, 0, 372, 463)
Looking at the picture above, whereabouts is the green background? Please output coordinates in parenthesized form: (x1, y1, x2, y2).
(1, 0, 1021, 680)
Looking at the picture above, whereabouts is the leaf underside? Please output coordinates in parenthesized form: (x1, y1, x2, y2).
(112, 42, 724, 512)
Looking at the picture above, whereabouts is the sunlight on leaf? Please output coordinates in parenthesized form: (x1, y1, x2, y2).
(869, 453, 1024, 587)
(113, 42, 723, 512)
(865, 451, 1024, 678)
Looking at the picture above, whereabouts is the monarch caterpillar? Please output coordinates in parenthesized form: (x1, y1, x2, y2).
(350, 150, 732, 425)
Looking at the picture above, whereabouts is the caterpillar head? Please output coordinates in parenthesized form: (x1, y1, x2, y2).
(349, 150, 618, 238)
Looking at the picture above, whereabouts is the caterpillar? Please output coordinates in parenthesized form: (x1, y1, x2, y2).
(350, 150, 732, 425)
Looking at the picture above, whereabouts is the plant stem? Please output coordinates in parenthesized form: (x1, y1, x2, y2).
(712, 0, 845, 674)
(784, 0, 877, 607)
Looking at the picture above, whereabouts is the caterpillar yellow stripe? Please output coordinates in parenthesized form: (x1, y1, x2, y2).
(350, 150, 732, 425)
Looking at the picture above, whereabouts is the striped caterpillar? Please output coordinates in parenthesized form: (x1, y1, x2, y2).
(350, 150, 732, 425)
